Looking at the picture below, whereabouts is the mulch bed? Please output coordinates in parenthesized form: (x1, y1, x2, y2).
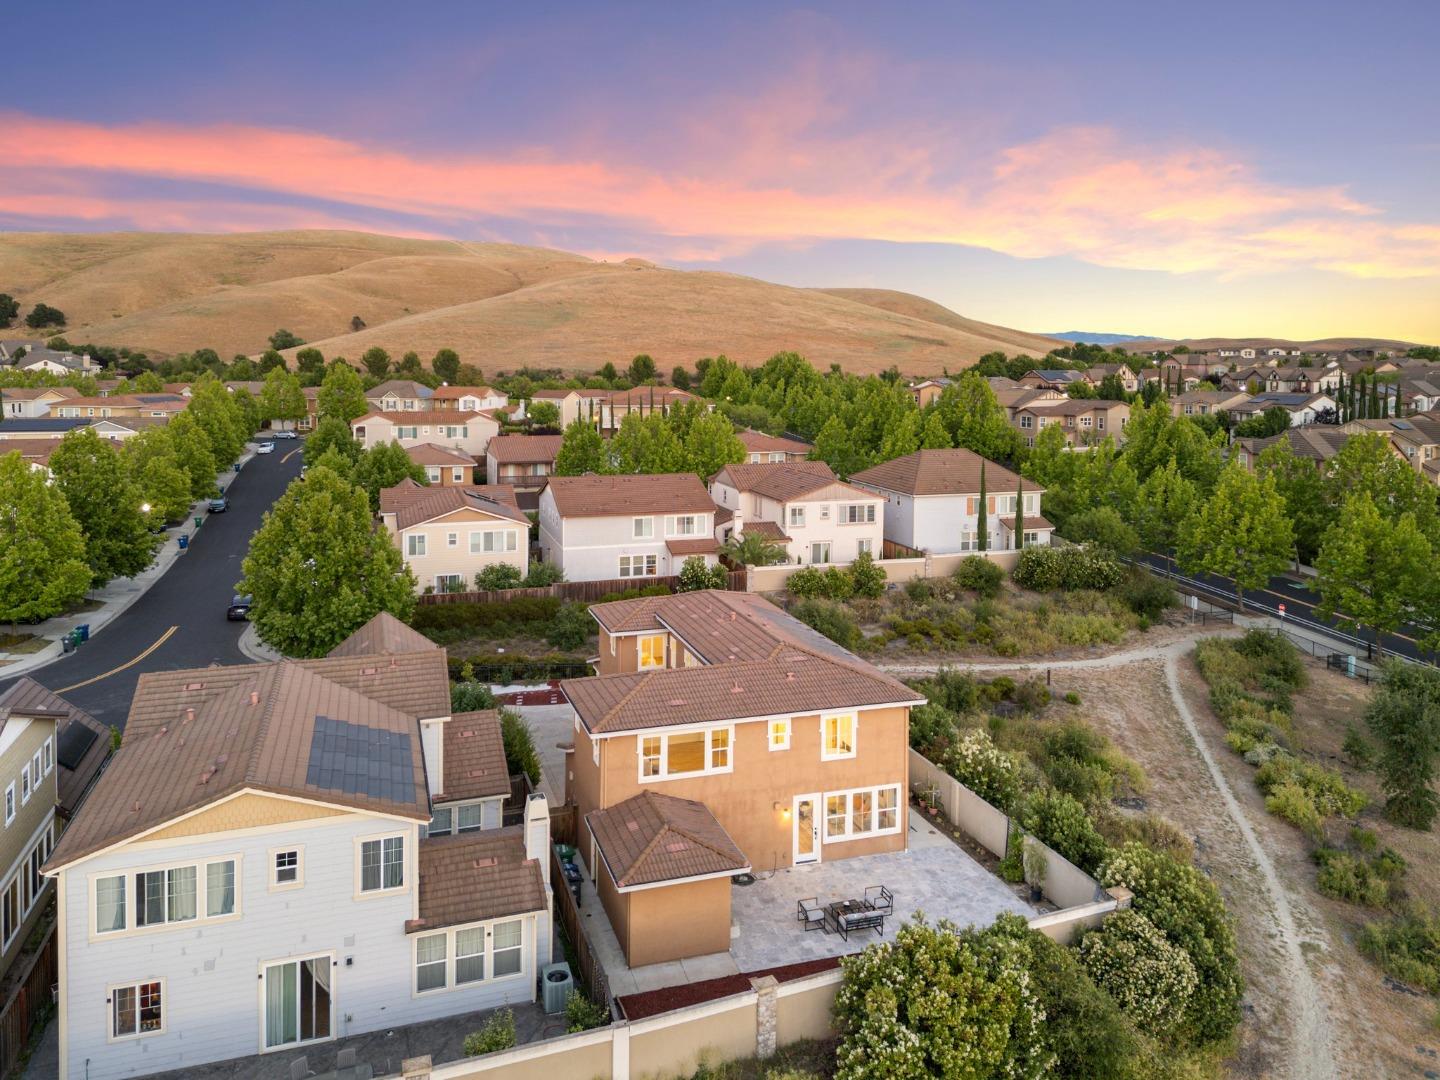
(616, 956, 842, 1021)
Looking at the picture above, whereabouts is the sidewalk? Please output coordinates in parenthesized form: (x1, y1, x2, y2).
(0, 450, 257, 680)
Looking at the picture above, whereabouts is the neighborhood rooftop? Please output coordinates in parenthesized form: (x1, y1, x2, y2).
(543, 472, 715, 516)
(379, 478, 528, 528)
(587, 791, 749, 889)
(851, 447, 1024, 495)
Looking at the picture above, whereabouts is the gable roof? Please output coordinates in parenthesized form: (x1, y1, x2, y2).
(486, 434, 565, 464)
(710, 460, 837, 501)
(416, 828, 546, 929)
(543, 473, 715, 517)
(0, 386, 79, 402)
(851, 448, 1025, 496)
(587, 791, 748, 888)
(379, 479, 528, 529)
(440, 710, 511, 802)
(1018, 398, 1128, 416)
(432, 385, 499, 401)
(404, 442, 476, 468)
(355, 409, 491, 426)
(737, 430, 812, 455)
(0, 439, 63, 467)
(0, 678, 110, 817)
(327, 610, 439, 659)
(367, 380, 434, 401)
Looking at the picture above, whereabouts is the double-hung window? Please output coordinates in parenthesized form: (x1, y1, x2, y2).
(669, 515, 700, 537)
(427, 467, 441, 483)
(360, 836, 405, 894)
(769, 718, 791, 751)
(821, 713, 856, 760)
(788, 506, 805, 528)
(19, 766, 29, 806)
(112, 980, 164, 1039)
(416, 933, 447, 993)
(428, 807, 453, 837)
(492, 920, 523, 977)
(272, 850, 301, 888)
(619, 554, 658, 578)
(632, 517, 654, 539)
(638, 728, 733, 781)
(472, 530, 518, 554)
(42, 739, 52, 776)
(841, 504, 875, 524)
(407, 534, 427, 557)
(3, 784, 12, 826)
(456, 927, 485, 983)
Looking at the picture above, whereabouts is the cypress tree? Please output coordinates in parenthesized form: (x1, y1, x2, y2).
(1370, 377, 1380, 420)
(977, 459, 989, 552)
(1014, 477, 1026, 551)
(1337, 373, 1346, 422)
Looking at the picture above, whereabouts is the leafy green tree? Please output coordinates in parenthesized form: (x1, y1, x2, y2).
(187, 376, 247, 465)
(1256, 441, 1326, 566)
(353, 441, 428, 510)
(1314, 494, 1431, 657)
(231, 387, 260, 438)
(1366, 663, 1440, 829)
(238, 465, 415, 657)
(25, 303, 65, 329)
(1178, 462, 1293, 608)
(812, 415, 865, 478)
(526, 400, 560, 429)
(121, 428, 192, 525)
(1325, 433, 1439, 540)
(670, 366, 692, 391)
(432, 348, 460, 384)
(50, 429, 161, 585)
(677, 556, 728, 591)
(294, 347, 325, 379)
(258, 349, 287, 374)
(919, 410, 952, 449)
(129, 371, 165, 392)
(681, 410, 745, 479)
(936, 372, 1020, 461)
(165, 409, 220, 498)
(878, 411, 921, 461)
(0, 294, 18, 328)
(259, 367, 307, 428)
(305, 416, 361, 467)
(1232, 406, 1292, 439)
(0, 452, 92, 624)
(317, 361, 369, 424)
(626, 354, 657, 385)
(1063, 506, 1139, 556)
(833, 915, 1052, 1080)
(268, 329, 305, 350)
(721, 530, 788, 566)
(361, 346, 391, 379)
(1132, 457, 1196, 560)
(554, 418, 610, 476)
(611, 413, 684, 473)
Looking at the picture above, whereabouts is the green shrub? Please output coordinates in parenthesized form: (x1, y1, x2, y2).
(1342, 723, 1376, 770)
(903, 577, 933, 602)
(1099, 842, 1244, 1046)
(451, 680, 498, 712)
(463, 1008, 516, 1055)
(546, 602, 593, 650)
(1263, 781, 1323, 838)
(1063, 691, 1081, 705)
(474, 564, 524, 591)
(998, 823, 1026, 883)
(849, 550, 887, 598)
(1232, 629, 1306, 691)
(410, 595, 563, 644)
(1254, 753, 1367, 819)
(1012, 544, 1124, 592)
(564, 989, 610, 1032)
(1116, 570, 1176, 620)
(954, 555, 1004, 597)
(909, 702, 963, 758)
(500, 709, 541, 783)
(1079, 909, 1199, 1035)
(945, 729, 1025, 814)
(1358, 905, 1440, 992)
(522, 562, 564, 587)
(1313, 849, 1390, 907)
(1021, 789, 1109, 873)
(1063, 506, 1139, 556)
(677, 555, 728, 591)
(785, 566, 827, 599)
(791, 598, 861, 651)
(822, 566, 855, 600)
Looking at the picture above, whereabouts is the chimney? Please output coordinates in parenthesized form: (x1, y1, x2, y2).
(524, 793, 551, 887)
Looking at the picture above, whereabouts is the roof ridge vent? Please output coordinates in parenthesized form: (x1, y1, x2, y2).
(472, 857, 497, 869)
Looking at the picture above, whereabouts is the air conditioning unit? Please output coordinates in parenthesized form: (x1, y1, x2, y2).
(541, 961, 574, 1014)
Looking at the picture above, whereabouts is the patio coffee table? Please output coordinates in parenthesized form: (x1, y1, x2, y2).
(825, 898, 885, 941)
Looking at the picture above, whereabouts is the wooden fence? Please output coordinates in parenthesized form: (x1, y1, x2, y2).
(881, 538, 925, 559)
(419, 570, 747, 606)
(0, 924, 56, 1076)
(549, 803, 578, 847)
(550, 844, 611, 1009)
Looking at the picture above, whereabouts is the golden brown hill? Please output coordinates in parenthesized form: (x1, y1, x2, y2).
(0, 229, 1060, 373)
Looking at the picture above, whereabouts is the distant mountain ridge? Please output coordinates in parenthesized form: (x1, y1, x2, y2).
(1044, 331, 1156, 345)
(0, 230, 1062, 375)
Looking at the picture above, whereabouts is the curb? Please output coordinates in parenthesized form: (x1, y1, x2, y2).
(237, 624, 284, 663)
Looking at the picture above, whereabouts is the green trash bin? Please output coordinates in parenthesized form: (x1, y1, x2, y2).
(194, 516, 203, 528)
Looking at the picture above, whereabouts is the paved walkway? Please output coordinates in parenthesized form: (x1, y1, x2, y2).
(507, 700, 577, 806)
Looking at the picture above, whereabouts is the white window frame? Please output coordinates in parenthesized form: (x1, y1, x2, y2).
(637, 634, 666, 670)
(788, 506, 805, 528)
(841, 503, 875, 524)
(427, 467, 441, 483)
(19, 766, 29, 806)
(3, 784, 12, 827)
(42, 738, 53, 777)
(269, 847, 304, 891)
(820, 712, 857, 761)
(822, 784, 903, 843)
(810, 542, 831, 565)
(471, 529, 518, 554)
(667, 514, 701, 537)
(415, 932, 448, 994)
(434, 573, 464, 592)
(108, 977, 166, 1042)
(632, 516, 654, 539)
(769, 718, 791, 752)
(407, 915, 530, 1000)
(447, 532, 459, 548)
(259, 953, 336, 1052)
(407, 534, 427, 557)
(637, 726, 735, 782)
(619, 554, 658, 579)
(857, 538, 873, 556)
(90, 855, 241, 940)
(355, 833, 407, 897)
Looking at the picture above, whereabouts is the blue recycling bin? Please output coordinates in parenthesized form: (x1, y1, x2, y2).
(77, 624, 90, 642)
(178, 534, 189, 550)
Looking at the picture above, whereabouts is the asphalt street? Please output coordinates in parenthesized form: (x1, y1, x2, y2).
(0, 438, 304, 728)
(1136, 552, 1436, 665)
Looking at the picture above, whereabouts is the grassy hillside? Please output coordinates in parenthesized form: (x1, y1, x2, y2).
(0, 230, 1058, 373)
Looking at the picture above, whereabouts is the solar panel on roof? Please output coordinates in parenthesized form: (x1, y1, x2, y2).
(305, 715, 415, 803)
(1393, 420, 1413, 429)
(57, 721, 99, 771)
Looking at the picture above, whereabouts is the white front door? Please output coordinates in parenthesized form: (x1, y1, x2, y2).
(793, 793, 820, 865)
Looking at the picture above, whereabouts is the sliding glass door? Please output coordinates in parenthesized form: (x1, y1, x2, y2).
(263, 956, 332, 1049)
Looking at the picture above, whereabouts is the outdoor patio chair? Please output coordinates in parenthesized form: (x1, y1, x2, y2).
(864, 885, 893, 914)
(337, 1048, 358, 1069)
(289, 1058, 315, 1080)
(796, 897, 827, 931)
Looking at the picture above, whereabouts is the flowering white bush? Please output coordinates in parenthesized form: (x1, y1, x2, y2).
(1079, 910, 1198, 1034)
(944, 728, 1024, 814)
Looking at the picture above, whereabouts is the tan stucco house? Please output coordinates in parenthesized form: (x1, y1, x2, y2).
(380, 479, 530, 593)
(709, 461, 885, 566)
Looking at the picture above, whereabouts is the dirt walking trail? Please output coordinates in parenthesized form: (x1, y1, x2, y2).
(881, 629, 1339, 1080)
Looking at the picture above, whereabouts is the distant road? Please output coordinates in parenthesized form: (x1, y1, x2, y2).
(1135, 553, 1435, 666)
(0, 440, 303, 728)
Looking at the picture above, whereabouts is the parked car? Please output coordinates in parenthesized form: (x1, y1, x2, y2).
(273, 430, 298, 440)
(227, 594, 253, 621)
(208, 496, 229, 513)
(256, 442, 275, 455)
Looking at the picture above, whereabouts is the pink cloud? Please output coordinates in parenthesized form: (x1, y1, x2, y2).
(1, 109, 1437, 280)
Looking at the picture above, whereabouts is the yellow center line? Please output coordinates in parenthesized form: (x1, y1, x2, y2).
(55, 626, 179, 694)
(281, 446, 302, 464)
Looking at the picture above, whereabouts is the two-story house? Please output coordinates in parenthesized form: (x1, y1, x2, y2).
(485, 435, 565, 510)
(1229, 392, 1336, 428)
(708, 462, 884, 566)
(1, 386, 79, 418)
(1168, 390, 1252, 419)
(597, 388, 702, 432)
(1018, 369, 1089, 392)
(380, 479, 530, 593)
(44, 614, 552, 1080)
(54, 394, 186, 420)
(404, 443, 476, 486)
(907, 378, 952, 409)
(851, 448, 1052, 553)
(0, 681, 63, 982)
(351, 410, 500, 459)
(1011, 399, 1130, 448)
(538, 474, 719, 582)
(365, 379, 435, 413)
(564, 590, 924, 968)
(433, 385, 509, 413)
(1084, 364, 1139, 393)
(737, 429, 812, 463)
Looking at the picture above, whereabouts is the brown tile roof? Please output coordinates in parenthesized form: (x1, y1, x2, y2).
(665, 538, 719, 556)
(999, 515, 1055, 531)
(709, 461, 848, 502)
(587, 791, 748, 888)
(851, 448, 1024, 497)
(738, 519, 789, 541)
(737, 430, 812, 454)
(404, 443, 476, 467)
(432, 385, 499, 400)
(0, 439, 62, 467)
(544, 473, 715, 517)
(605, 387, 699, 408)
(379, 479, 528, 528)
(49, 656, 440, 869)
(486, 434, 564, 465)
(0, 386, 78, 401)
(327, 611, 440, 659)
(0, 678, 109, 817)
(367, 379, 434, 400)
(1018, 398, 1128, 417)
(713, 505, 734, 526)
(440, 710, 511, 802)
(416, 828, 546, 930)
(356, 409, 490, 425)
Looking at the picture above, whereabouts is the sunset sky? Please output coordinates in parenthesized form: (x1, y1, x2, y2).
(3, 1, 1437, 342)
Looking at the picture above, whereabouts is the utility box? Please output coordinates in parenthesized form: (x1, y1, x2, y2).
(541, 962, 574, 1014)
